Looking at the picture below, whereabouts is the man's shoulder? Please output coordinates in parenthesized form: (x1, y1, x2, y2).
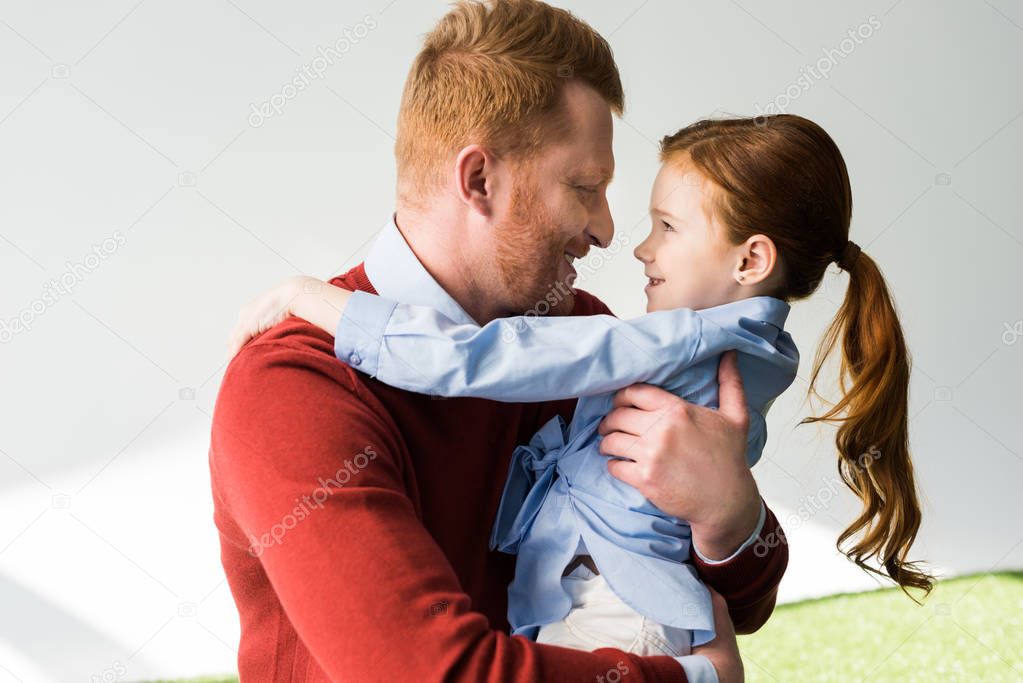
(212, 315, 405, 477)
(570, 287, 614, 318)
(216, 317, 367, 421)
(328, 262, 377, 295)
(217, 264, 377, 414)
(222, 262, 376, 396)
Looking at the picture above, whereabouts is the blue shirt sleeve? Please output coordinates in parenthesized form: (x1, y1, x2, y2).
(334, 291, 706, 402)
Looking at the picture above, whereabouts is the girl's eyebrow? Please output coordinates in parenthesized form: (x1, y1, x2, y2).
(650, 207, 687, 224)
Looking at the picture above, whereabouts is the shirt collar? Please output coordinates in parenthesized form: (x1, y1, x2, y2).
(698, 296, 791, 332)
(363, 214, 477, 326)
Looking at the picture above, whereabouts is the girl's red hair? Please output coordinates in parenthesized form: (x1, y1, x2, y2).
(662, 115, 932, 596)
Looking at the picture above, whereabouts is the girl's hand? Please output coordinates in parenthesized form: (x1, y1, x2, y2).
(227, 276, 351, 358)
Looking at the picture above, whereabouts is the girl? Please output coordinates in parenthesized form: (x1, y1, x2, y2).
(229, 114, 931, 668)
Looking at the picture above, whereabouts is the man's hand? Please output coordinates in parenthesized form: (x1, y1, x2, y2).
(597, 351, 762, 560)
(692, 589, 744, 683)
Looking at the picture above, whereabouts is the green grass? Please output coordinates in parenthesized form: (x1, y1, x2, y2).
(159, 572, 1023, 683)
(738, 571, 1023, 682)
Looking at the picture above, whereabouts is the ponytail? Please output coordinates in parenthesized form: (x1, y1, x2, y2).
(803, 251, 934, 597)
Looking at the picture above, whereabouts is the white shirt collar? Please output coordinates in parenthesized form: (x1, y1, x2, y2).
(363, 214, 477, 326)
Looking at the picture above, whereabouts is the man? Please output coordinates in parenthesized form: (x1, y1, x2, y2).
(211, 1, 787, 680)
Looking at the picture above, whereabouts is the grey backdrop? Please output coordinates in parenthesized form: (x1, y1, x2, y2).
(1, 0, 1020, 680)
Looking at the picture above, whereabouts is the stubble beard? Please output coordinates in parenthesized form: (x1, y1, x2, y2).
(493, 178, 575, 317)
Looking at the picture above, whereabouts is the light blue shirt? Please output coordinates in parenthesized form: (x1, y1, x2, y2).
(344, 216, 793, 678)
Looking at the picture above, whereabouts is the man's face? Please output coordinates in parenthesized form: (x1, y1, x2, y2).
(492, 81, 615, 316)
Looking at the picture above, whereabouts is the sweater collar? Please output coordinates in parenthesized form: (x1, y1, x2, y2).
(363, 214, 477, 326)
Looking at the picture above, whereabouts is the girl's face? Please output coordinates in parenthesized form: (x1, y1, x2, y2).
(634, 161, 744, 313)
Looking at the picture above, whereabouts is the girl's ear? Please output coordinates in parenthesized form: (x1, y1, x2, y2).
(453, 144, 497, 219)
(734, 233, 778, 286)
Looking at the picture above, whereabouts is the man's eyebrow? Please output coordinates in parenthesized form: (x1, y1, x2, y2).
(573, 168, 614, 184)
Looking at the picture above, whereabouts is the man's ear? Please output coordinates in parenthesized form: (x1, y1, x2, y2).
(453, 144, 497, 218)
(734, 233, 778, 286)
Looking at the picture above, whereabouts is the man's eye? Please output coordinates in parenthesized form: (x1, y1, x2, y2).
(575, 184, 598, 194)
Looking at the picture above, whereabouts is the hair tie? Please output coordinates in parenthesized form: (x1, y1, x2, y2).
(837, 240, 861, 271)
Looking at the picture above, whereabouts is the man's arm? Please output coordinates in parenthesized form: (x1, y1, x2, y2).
(693, 503, 787, 633)
(210, 325, 692, 682)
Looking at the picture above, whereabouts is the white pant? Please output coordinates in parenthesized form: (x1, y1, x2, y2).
(535, 564, 693, 657)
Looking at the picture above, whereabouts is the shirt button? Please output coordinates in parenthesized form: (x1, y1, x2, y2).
(349, 352, 362, 366)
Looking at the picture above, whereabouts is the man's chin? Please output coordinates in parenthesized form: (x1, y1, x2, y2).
(507, 282, 576, 317)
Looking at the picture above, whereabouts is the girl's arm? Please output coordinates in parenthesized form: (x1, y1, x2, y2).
(228, 277, 707, 402)
(336, 289, 706, 402)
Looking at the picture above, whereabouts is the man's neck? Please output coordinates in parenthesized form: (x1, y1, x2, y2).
(394, 206, 503, 325)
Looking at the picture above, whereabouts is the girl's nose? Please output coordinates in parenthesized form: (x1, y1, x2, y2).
(634, 237, 652, 264)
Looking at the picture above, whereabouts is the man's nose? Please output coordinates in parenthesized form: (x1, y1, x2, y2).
(585, 193, 614, 248)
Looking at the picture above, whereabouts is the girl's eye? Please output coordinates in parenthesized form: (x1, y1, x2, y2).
(662, 221, 676, 232)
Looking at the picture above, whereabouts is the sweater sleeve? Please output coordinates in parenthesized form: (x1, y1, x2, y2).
(692, 502, 788, 634)
(210, 329, 690, 682)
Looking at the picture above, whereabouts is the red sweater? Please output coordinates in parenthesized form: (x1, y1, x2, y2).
(210, 263, 788, 682)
